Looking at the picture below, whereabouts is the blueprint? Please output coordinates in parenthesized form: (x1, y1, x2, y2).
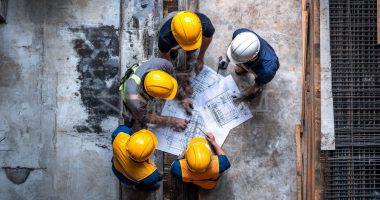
(190, 65, 222, 98)
(152, 100, 206, 155)
(152, 66, 253, 155)
(196, 75, 253, 145)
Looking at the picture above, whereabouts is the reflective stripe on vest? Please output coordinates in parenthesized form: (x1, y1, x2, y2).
(179, 155, 220, 190)
(119, 64, 141, 103)
(112, 132, 157, 182)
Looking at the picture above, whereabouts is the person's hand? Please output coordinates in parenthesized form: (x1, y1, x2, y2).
(178, 149, 186, 159)
(181, 98, 193, 115)
(195, 58, 204, 75)
(171, 117, 189, 131)
(204, 132, 217, 145)
(231, 94, 246, 104)
(218, 56, 229, 70)
(184, 82, 193, 96)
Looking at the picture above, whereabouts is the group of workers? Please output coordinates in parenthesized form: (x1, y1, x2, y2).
(111, 11, 280, 191)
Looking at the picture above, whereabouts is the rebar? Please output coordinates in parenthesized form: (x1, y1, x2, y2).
(324, 0, 380, 198)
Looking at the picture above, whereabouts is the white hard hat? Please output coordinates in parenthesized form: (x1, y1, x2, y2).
(227, 32, 260, 64)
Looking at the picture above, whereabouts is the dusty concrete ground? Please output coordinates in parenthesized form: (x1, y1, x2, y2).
(0, 0, 301, 199)
(198, 0, 302, 199)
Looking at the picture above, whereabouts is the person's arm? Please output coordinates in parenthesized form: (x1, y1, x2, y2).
(159, 51, 172, 61)
(195, 36, 213, 74)
(203, 132, 225, 155)
(140, 170, 162, 189)
(197, 36, 212, 62)
(144, 114, 188, 131)
(203, 132, 231, 173)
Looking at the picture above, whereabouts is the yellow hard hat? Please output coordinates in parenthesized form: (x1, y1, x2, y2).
(144, 70, 178, 100)
(126, 129, 158, 162)
(185, 137, 212, 173)
(171, 11, 202, 51)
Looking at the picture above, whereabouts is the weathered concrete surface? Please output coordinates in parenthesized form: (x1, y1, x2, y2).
(1, 0, 302, 199)
(320, 0, 335, 150)
(119, 0, 164, 199)
(199, 0, 302, 199)
(0, 0, 120, 199)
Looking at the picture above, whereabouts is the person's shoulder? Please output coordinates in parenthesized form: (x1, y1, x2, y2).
(217, 155, 231, 173)
(170, 159, 182, 178)
(113, 125, 133, 136)
(149, 57, 173, 66)
(159, 19, 172, 37)
(233, 28, 254, 39)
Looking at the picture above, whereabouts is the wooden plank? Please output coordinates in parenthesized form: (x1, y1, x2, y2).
(302, 0, 307, 11)
(306, 0, 317, 198)
(301, 9, 309, 131)
(295, 124, 302, 200)
(377, 0, 380, 44)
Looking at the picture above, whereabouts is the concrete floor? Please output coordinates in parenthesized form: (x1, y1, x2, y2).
(0, 0, 301, 199)
(199, 1, 301, 199)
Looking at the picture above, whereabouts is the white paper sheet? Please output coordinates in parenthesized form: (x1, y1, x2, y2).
(152, 67, 253, 155)
(196, 75, 253, 145)
(190, 65, 222, 98)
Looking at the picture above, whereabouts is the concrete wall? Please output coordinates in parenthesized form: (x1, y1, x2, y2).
(0, 0, 120, 199)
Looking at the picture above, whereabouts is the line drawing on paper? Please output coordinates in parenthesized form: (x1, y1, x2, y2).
(159, 106, 205, 153)
(206, 91, 250, 127)
(191, 67, 220, 98)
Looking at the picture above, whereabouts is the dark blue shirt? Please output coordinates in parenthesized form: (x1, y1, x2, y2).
(232, 28, 280, 86)
(170, 155, 231, 178)
(111, 125, 161, 189)
(158, 12, 215, 53)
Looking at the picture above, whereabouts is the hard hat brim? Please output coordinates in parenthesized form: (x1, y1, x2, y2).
(178, 35, 202, 51)
(164, 76, 178, 100)
(227, 44, 244, 65)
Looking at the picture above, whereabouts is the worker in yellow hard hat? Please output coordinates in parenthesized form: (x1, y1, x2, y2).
(119, 58, 193, 131)
(158, 11, 215, 95)
(111, 125, 161, 190)
(170, 132, 231, 190)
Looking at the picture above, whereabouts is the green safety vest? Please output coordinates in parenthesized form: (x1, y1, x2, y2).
(119, 64, 141, 103)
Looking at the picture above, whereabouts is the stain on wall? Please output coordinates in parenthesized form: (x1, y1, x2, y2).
(70, 26, 119, 133)
(4, 167, 33, 185)
(0, 54, 21, 87)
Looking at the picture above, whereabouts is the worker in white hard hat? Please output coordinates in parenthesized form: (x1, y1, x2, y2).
(219, 28, 280, 100)
(170, 132, 231, 190)
(158, 11, 215, 95)
(111, 125, 162, 191)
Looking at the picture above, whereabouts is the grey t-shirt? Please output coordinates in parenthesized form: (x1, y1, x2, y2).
(124, 58, 183, 124)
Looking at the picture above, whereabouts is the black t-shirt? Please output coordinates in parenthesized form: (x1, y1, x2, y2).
(158, 12, 215, 53)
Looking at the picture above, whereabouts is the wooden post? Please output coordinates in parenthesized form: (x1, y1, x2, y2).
(295, 124, 302, 200)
